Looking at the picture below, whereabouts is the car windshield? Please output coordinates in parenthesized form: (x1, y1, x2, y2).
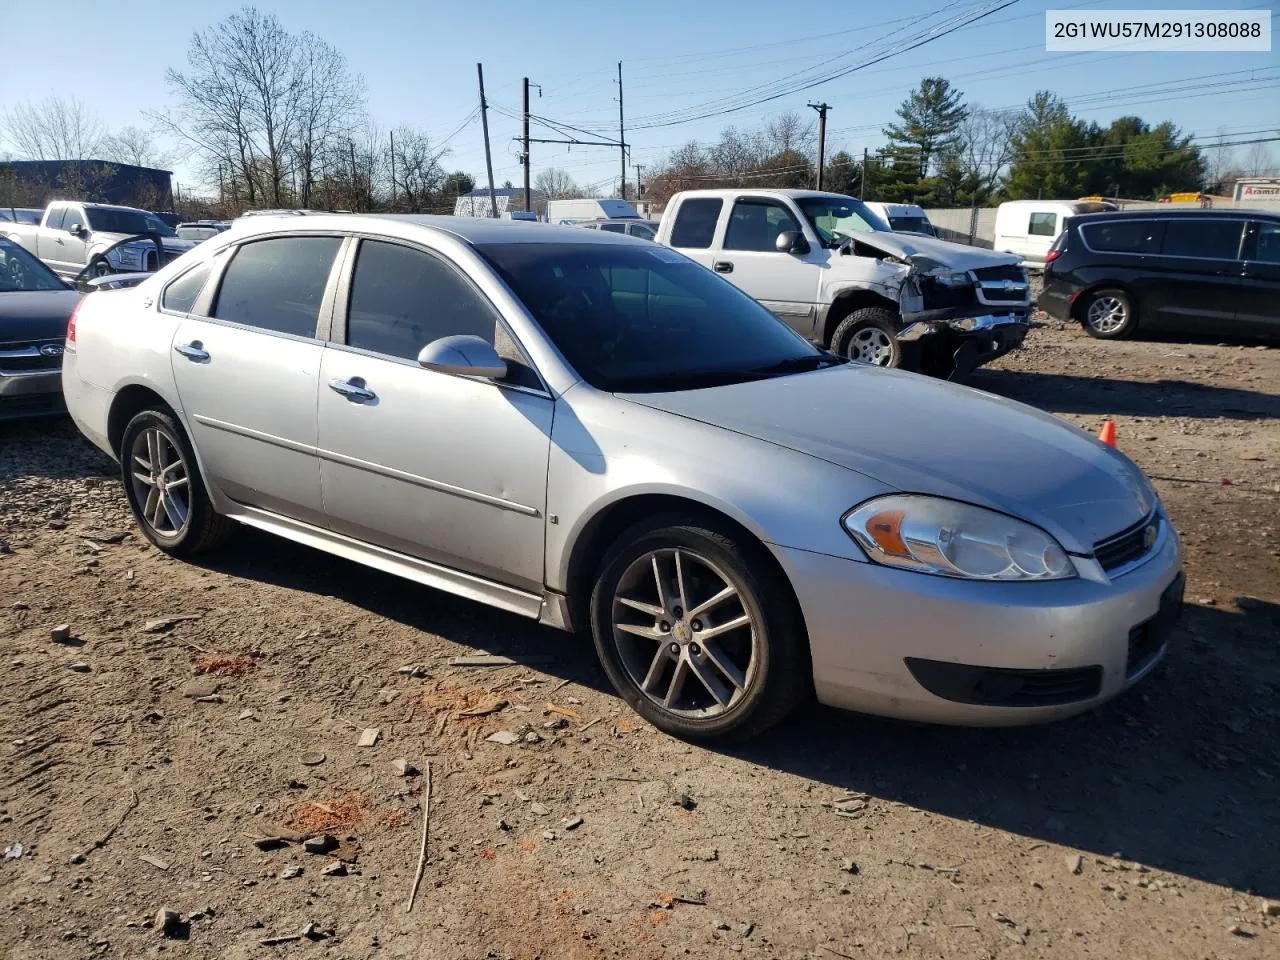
(795, 196, 889, 246)
(85, 208, 176, 237)
(479, 242, 837, 392)
(889, 216, 935, 235)
(0, 237, 65, 292)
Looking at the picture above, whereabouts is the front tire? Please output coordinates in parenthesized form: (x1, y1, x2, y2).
(90, 257, 112, 279)
(589, 514, 808, 742)
(831, 307, 902, 367)
(1080, 287, 1136, 339)
(119, 408, 233, 556)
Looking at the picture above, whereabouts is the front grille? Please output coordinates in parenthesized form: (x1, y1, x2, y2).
(1094, 513, 1159, 571)
(0, 340, 64, 373)
(905, 658, 1103, 707)
(973, 265, 1027, 283)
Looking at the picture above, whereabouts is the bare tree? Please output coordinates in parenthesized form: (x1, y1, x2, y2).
(101, 126, 173, 169)
(291, 31, 364, 209)
(534, 167, 581, 199)
(957, 106, 1015, 201)
(2, 96, 105, 160)
(387, 126, 446, 212)
(1243, 140, 1277, 178)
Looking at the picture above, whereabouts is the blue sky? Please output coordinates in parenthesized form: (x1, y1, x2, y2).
(2, 0, 1276, 196)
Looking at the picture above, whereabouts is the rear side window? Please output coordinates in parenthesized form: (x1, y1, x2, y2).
(161, 261, 213, 315)
(669, 198, 722, 249)
(1081, 220, 1159, 254)
(1161, 220, 1243, 260)
(1028, 212, 1057, 237)
(212, 236, 341, 338)
(44, 207, 66, 231)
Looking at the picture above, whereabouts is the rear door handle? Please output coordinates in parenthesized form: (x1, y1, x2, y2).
(174, 341, 210, 363)
(328, 377, 377, 404)
(713, 261, 734, 274)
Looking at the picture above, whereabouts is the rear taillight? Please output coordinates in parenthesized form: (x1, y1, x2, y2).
(66, 298, 83, 350)
(1044, 248, 1062, 264)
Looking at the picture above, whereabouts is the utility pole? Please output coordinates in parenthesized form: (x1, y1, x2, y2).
(634, 163, 645, 201)
(522, 77, 531, 212)
(477, 63, 499, 218)
(389, 128, 396, 209)
(616, 62, 626, 201)
(808, 102, 830, 190)
(349, 139, 358, 211)
(861, 146, 870, 200)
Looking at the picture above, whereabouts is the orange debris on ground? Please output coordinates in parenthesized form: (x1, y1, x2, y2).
(290, 792, 370, 833)
(195, 654, 256, 676)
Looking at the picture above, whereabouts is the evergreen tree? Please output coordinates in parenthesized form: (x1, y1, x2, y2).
(882, 78, 968, 181)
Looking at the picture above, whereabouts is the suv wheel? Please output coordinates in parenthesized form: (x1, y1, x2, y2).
(1081, 288, 1136, 339)
(119, 408, 234, 555)
(589, 514, 808, 742)
(831, 307, 902, 367)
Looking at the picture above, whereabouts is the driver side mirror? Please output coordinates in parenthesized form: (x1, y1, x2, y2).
(417, 334, 508, 380)
(68, 222, 84, 237)
(775, 230, 809, 255)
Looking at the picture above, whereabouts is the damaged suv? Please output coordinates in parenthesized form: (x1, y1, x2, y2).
(655, 190, 1031, 378)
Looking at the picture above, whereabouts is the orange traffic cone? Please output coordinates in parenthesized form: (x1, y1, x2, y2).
(1098, 420, 1116, 448)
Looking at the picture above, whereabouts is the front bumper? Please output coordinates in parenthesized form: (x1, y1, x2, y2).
(771, 520, 1182, 726)
(899, 313, 1030, 379)
(0, 350, 64, 419)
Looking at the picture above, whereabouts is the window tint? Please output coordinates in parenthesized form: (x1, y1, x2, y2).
(1082, 220, 1159, 254)
(1161, 219, 1243, 260)
(599, 223, 625, 233)
(669, 198, 722, 248)
(63, 208, 86, 232)
(161, 262, 213, 315)
(212, 236, 341, 337)
(629, 223, 656, 240)
(724, 200, 802, 252)
(44, 206, 66, 231)
(346, 240, 540, 388)
(1028, 212, 1057, 237)
(1253, 221, 1280, 265)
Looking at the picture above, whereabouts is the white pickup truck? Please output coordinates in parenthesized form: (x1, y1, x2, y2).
(655, 189, 1031, 379)
(4, 200, 196, 280)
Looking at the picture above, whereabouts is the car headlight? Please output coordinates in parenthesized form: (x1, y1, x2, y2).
(843, 495, 1075, 581)
(933, 270, 972, 287)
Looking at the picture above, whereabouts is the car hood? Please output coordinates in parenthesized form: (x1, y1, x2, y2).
(0, 290, 82, 342)
(619, 364, 1154, 554)
(853, 232, 1021, 271)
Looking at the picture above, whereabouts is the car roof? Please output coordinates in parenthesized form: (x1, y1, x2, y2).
(672, 188, 856, 202)
(223, 213, 644, 246)
(1069, 208, 1271, 222)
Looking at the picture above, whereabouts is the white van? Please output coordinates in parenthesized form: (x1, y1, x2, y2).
(545, 198, 639, 225)
(994, 199, 1118, 268)
(862, 202, 937, 237)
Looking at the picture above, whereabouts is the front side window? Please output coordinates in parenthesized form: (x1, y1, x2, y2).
(212, 236, 341, 338)
(63, 207, 84, 233)
(600, 223, 625, 234)
(161, 261, 213, 315)
(1252, 221, 1280, 264)
(794, 196, 888, 246)
(1028, 212, 1057, 237)
(1082, 220, 1160, 254)
(669, 198, 722, 249)
(724, 200, 802, 252)
(346, 239, 539, 387)
(1161, 220, 1243, 260)
(44, 206, 67, 231)
(478, 242, 833, 392)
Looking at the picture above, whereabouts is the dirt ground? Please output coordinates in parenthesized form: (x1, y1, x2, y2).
(2, 318, 1278, 960)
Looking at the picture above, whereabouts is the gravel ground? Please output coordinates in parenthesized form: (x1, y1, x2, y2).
(1, 320, 1278, 960)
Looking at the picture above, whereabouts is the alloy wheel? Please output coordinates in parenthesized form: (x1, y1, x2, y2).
(128, 426, 191, 538)
(1086, 295, 1128, 334)
(848, 327, 894, 365)
(610, 547, 758, 718)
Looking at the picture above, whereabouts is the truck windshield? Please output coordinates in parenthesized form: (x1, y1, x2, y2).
(85, 208, 177, 237)
(0, 237, 65, 292)
(478, 242, 837, 392)
(795, 197, 889, 246)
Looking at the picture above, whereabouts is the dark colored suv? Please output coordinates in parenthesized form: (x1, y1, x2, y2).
(1039, 209, 1279, 341)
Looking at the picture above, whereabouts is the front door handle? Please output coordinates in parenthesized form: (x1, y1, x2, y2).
(174, 341, 210, 363)
(328, 377, 377, 404)
(713, 261, 734, 273)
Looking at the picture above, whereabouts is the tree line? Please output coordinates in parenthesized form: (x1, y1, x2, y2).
(645, 76, 1272, 208)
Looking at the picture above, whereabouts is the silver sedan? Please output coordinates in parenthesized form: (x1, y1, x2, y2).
(61, 215, 1183, 741)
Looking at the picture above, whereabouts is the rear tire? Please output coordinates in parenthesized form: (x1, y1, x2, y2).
(589, 513, 809, 742)
(1080, 287, 1136, 339)
(119, 408, 233, 556)
(831, 306, 902, 367)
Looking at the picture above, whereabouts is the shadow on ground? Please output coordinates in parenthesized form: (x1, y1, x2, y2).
(197, 527, 1280, 900)
(970, 370, 1279, 420)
